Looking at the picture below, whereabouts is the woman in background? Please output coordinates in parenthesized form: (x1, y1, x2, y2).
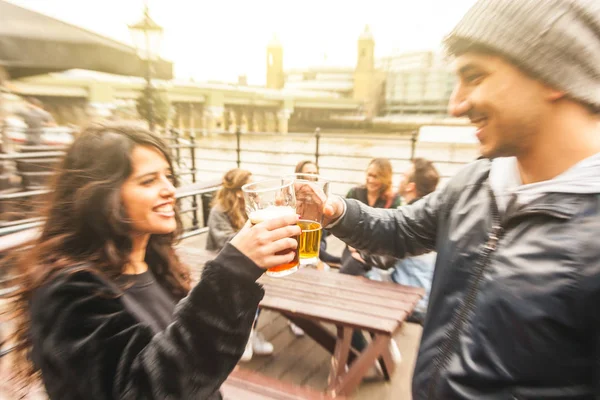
(339, 157, 403, 366)
(206, 168, 274, 361)
(294, 160, 341, 266)
(288, 161, 342, 338)
(340, 157, 400, 276)
(206, 168, 252, 252)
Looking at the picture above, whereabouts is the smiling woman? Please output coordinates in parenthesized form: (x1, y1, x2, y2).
(1, 122, 301, 399)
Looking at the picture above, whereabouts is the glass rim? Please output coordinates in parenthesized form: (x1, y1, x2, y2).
(284, 173, 331, 183)
(298, 219, 322, 231)
(241, 177, 295, 194)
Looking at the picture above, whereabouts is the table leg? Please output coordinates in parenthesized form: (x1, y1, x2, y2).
(329, 334, 392, 397)
(284, 314, 336, 352)
(327, 326, 352, 393)
(366, 331, 395, 379)
(378, 339, 395, 380)
(285, 314, 360, 365)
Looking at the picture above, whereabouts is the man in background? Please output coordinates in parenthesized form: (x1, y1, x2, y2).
(16, 97, 56, 145)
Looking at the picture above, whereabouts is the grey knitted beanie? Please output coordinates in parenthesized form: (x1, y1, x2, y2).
(445, 0, 600, 109)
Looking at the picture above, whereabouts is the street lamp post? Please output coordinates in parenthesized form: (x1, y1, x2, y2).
(129, 2, 163, 131)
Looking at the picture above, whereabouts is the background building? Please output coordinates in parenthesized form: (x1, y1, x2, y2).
(268, 28, 455, 120)
(8, 26, 461, 133)
(379, 51, 456, 116)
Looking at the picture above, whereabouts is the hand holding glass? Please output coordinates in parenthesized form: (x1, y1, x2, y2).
(290, 174, 329, 266)
(242, 178, 299, 277)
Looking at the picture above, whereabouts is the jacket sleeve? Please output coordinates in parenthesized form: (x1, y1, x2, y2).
(328, 186, 447, 260)
(30, 244, 264, 400)
(576, 250, 600, 395)
(359, 252, 398, 270)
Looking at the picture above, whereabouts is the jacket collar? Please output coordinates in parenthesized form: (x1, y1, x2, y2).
(485, 180, 584, 222)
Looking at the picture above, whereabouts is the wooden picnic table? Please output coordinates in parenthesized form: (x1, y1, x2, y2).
(259, 267, 423, 397)
(177, 247, 424, 398)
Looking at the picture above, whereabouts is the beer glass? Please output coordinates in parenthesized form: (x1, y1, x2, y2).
(289, 174, 329, 266)
(242, 177, 299, 277)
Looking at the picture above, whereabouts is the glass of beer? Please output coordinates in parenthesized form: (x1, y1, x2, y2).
(289, 174, 329, 267)
(242, 177, 299, 277)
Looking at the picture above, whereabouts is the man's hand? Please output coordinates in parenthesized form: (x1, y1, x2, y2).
(230, 214, 301, 269)
(323, 195, 345, 227)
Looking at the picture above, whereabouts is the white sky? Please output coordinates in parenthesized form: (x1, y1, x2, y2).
(8, 0, 478, 84)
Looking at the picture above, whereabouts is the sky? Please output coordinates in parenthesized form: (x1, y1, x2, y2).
(8, 0, 478, 84)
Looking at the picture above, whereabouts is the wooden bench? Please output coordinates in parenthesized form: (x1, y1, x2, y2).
(223, 368, 343, 400)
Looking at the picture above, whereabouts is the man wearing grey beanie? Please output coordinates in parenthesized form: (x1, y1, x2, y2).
(322, 0, 600, 398)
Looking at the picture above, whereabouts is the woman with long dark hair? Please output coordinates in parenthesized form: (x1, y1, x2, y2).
(1, 123, 300, 399)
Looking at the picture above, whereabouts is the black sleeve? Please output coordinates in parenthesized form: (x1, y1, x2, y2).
(329, 160, 484, 261)
(359, 252, 398, 270)
(30, 243, 264, 400)
(329, 186, 446, 259)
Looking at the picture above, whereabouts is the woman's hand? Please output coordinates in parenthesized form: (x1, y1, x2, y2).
(230, 214, 301, 269)
(350, 250, 367, 264)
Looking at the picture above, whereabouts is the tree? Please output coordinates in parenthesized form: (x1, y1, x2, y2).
(136, 89, 170, 128)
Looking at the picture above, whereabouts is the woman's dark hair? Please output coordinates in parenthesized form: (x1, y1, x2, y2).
(1, 122, 190, 390)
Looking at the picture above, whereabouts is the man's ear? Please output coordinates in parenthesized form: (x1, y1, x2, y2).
(406, 181, 416, 194)
(547, 87, 566, 102)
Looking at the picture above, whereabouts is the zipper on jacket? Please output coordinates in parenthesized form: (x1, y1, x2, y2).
(427, 189, 503, 399)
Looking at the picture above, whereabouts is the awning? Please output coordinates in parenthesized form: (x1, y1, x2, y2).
(0, 0, 172, 79)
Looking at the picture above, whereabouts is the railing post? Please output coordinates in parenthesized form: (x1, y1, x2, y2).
(173, 128, 181, 169)
(236, 127, 241, 168)
(410, 130, 418, 161)
(190, 131, 197, 184)
(189, 130, 199, 231)
(314, 127, 321, 168)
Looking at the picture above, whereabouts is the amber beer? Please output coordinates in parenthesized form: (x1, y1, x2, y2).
(249, 206, 299, 277)
(298, 220, 322, 264)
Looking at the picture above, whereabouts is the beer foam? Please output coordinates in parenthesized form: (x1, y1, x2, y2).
(249, 206, 296, 224)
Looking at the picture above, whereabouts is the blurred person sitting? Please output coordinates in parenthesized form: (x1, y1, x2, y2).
(206, 168, 252, 252)
(206, 168, 274, 361)
(1, 123, 300, 399)
(15, 97, 56, 145)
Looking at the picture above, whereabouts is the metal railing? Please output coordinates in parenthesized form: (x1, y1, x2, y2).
(2, 126, 476, 237)
(162, 128, 423, 187)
